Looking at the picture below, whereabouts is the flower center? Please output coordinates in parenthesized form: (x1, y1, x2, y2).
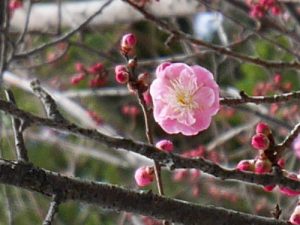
(169, 78, 199, 111)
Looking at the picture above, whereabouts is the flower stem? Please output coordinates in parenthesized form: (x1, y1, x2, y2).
(136, 90, 164, 196)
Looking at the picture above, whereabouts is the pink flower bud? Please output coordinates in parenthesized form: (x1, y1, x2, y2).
(134, 166, 154, 187)
(271, 5, 281, 15)
(121, 105, 140, 117)
(293, 135, 300, 159)
(9, 0, 22, 11)
(115, 65, 129, 84)
(236, 159, 255, 172)
(189, 169, 201, 182)
(290, 205, 300, 225)
(263, 185, 275, 192)
(88, 63, 104, 75)
(155, 62, 171, 75)
(273, 73, 282, 85)
(87, 110, 103, 125)
(138, 73, 150, 86)
(251, 133, 270, 151)
(173, 169, 188, 182)
(155, 139, 174, 153)
(70, 73, 85, 85)
(254, 158, 272, 174)
(89, 75, 106, 88)
(74, 62, 86, 73)
(143, 90, 152, 106)
(255, 122, 271, 135)
(277, 158, 285, 168)
(121, 33, 137, 54)
(279, 172, 300, 196)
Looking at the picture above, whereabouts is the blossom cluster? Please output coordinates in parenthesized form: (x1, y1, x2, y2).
(236, 122, 300, 196)
(70, 62, 107, 88)
(246, 0, 282, 18)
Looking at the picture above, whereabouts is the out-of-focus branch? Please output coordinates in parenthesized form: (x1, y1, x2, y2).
(31, 80, 67, 123)
(10, 0, 199, 32)
(123, 0, 300, 70)
(14, 0, 114, 59)
(1, 99, 300, 190)
(221, 91, 300, 106)
(0, 159, 290, 225)
(4, 90, 29, 162)
(62, 87, 130, 98)
(42, 195, 60, 225)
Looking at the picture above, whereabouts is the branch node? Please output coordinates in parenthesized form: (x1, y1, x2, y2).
(30, 80, 67, 123)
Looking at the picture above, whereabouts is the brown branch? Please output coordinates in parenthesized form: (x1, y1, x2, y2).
(4, 90, 29, 162)
(221, 91, 300, 106)
(1, 99, 300, 190)
(123, 0, 300, 70)
(0, 159, 290, 225)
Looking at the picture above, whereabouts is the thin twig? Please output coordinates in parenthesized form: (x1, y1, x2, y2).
(4, 90, 29, 162)
(278, 121, 300, 153)
(14, 0, 113, 59)
(136, 90, 164, 196)
(16, 0, 33, 45)
(221, 90, 300, 105)
(0, 0, 10, 83)
(123, 0, 300, 70)
(42, 195, 60, 225)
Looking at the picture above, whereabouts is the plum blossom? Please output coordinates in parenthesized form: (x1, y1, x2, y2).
(150, 63, 220, 136)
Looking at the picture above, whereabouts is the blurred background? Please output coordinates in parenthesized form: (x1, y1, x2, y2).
(2, 0, 300, 224)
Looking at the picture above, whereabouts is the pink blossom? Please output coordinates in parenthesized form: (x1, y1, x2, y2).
(290, 205, 300, 225)
(150, 63, 220, 136)
(134, 166, 154, 187)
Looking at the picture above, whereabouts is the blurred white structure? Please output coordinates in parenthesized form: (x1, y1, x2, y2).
(193, 12, 227, 45)
(11, 0, 199, 32)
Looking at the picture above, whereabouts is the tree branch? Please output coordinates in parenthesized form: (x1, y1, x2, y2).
(221, 91, 300, 105)
(42, 195, 60, 225)
(123, 0, 300, 70)
(1, 99, 300, 191)
(4, 90, 29, 162)
(0, 159, 290, 225)
(14, 0, 114, 59)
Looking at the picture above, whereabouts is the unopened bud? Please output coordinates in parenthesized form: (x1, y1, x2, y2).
(121, 33, 137, 55)
(255, 122, 271, 135)
(155, 139, 174, 153)
(251, 133, 270, 151)
(134, 166, 154, 187)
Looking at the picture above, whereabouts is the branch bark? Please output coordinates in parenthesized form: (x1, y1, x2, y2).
(0, 159, 289, 225)
(1, 99, 300, 191)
